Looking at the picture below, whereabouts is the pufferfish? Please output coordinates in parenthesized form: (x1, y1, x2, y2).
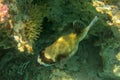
(37, 16, 98, 66)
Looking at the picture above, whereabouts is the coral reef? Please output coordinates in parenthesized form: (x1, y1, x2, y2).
(98, 38, 120, 79)
(1, 0, 120, 80)
(26, 3, 46, 44)
(0, 0, 15, 49)
(0, 0, 44, 53)
(93, 0, 120, 39)
(93, 0, 120, 79)
(12, 0, 45, 53)
(0, 2, 9, 22)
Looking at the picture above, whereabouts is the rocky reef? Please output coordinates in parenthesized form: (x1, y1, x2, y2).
(0, 0, 120, 80)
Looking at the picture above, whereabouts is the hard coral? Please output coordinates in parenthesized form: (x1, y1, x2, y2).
(0, 3, 9, 22)
(9, 0, 45, 54)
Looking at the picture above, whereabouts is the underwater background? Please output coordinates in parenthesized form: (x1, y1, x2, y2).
(0, 0, 120, 80)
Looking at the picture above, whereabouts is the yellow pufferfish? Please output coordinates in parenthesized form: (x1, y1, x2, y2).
(37, 16, 98, 66)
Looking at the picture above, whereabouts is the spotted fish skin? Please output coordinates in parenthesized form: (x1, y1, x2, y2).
(37, 16, 98, 66)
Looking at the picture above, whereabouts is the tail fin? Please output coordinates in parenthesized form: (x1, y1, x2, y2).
(87, 16, 98, 30)
(77, 16, 98, 42)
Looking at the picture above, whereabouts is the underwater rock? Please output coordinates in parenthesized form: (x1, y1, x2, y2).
(93, 0, 120, 39)
(99, 38, 120, 79)
(50, 69, 73, 80)
(110, 11, 120, 40)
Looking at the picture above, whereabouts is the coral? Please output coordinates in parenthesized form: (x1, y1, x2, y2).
(24, 20, 40, 44)
(113, 64, 120, 77)
(25, 3, 46, 44)
(98, 38, 120, 79)
(50, 69, 73, 80)
(0, 2, 9, 22)
(93, 0, 120, 39)
(101, 0, 120, 6)
(0, 26, 15, 49)
(0, 2, 15, 49)
(1, 0, 120, 80)
(92, 1, 120, 79)
(4, 0, 46, 53)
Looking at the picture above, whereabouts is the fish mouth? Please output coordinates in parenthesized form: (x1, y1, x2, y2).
(37, 53, 55, 66)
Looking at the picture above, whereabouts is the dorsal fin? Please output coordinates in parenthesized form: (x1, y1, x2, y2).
(73, 20, 86, 35)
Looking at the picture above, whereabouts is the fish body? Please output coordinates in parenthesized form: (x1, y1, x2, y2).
(38, 16, 98, 66)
